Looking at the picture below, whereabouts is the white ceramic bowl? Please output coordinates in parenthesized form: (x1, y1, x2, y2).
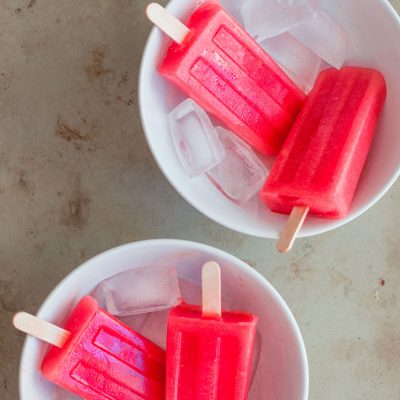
(139, 0, 400, 239)
(19, 239, 308, 400)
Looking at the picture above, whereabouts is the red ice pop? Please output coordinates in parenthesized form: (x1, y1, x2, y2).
(147, 2, 306, 156)
(166, 261, 258, 400)
(13, 296, 165, 400)
(260, 67, 387, 252)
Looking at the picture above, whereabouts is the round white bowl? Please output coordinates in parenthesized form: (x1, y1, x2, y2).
(139, 0, 400, 239)
(19, 239, 308, 400)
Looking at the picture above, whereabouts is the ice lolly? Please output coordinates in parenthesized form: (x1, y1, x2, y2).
(166, 261, 258, 399)
(14, 296, 165, 400)
(147, 2, 306, 156)
(260, 67, 386, 252)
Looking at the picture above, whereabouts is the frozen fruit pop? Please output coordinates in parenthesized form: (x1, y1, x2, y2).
(13, 296, 165, 400)
(147, 2, 306, 156)
(260, 67, 386, 252)
(166, 261, 258, 400)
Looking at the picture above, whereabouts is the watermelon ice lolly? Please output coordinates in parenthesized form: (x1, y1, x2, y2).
(147, 2, 306, 156)
(166, 261, 258, 400)
(13, 296, 165, 400)
(260, 67, 386, 252)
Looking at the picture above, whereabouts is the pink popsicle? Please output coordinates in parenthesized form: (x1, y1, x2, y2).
(166, 304, 257, 400)
(260, 67, 386, 252)
(261, 67, 386, 219)
(155, 1, 306, 155)
(41, 296, 165, 400)
(166, 261, 258, 400)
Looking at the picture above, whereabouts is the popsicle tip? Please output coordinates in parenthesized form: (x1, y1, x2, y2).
(202, 261, 221, 275)
(146, 2, 160, 18)
(276, 241, 291, 254)
(145, 1, 190, 44)
(202, 261, 222, 319)
(12, 311, 70, 347)
(12, 311, 26, 329)
(277, 206, 310, 254)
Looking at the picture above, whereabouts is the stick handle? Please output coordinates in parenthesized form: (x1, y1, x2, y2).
(146, 2, 190, 44)
(202, 261, 222, 319)
(277, 206, 309, 253)
(13, 312, 70, 348)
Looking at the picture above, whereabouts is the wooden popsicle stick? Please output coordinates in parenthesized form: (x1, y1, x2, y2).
(146, 2, 190, 44)
(202, 261, 222, 319)
(277, 206, 310, 253)
(13, 312, 70, 348)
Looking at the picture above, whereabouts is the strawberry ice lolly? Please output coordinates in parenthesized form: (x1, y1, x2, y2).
(14, 296, 165, 400)
(166, 261, 258, 399)
(147, 2, 306, 156)
(260, 67, 386, 251)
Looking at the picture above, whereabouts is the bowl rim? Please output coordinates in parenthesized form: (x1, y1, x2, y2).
(138, 0, 400, 239)
(19, 239, 309, 400)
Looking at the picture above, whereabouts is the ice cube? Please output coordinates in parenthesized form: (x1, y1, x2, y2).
(250, 331, 263, 387)
(119, 276, 234, 350)
(169, 99, 225, 177)
(260, 32, 321, 93)
(178, 277, 202, 305)
(93, 265, 181, 316)
(120, 310, 169, 349)
(220, 0, 245, 24)
(241, 0, 319, 41)
(206, 127, 268, 205)
(53, 385, 82, 400)
(290, 9, 348, 69)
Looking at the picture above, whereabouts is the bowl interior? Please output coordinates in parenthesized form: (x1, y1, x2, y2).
(19, 240, 308, 400)
(139, 0, 400, 238)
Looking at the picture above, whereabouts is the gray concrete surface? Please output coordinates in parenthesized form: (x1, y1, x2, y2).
(0, 0, 399, 399)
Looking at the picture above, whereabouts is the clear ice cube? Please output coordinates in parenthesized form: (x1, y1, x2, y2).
(117, 276, 202, 350)
(178, 277, 202, 305)
(120, 310, 169, 349)
(53, 385, 82, 400)
(290, 9, 348, 69)
(241, 0, 319, 41)
(169, 99, 225, 177)
(250, 331, 263, 387)
(206, 127, 268, 205)
(260, 32, 321, 93)
(93, 265, 181, 316)
(118, 276, 237, 350)
(220, 0, 245, 24)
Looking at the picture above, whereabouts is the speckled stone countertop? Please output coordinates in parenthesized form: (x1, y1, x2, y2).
(0, 1, 399, 399)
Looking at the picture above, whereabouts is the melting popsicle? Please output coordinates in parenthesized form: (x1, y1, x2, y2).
(166, 261, 258, 399)
(13, 296, 165, 400)
(260, 67, 387, 252)
(147, 1, 306, 156)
